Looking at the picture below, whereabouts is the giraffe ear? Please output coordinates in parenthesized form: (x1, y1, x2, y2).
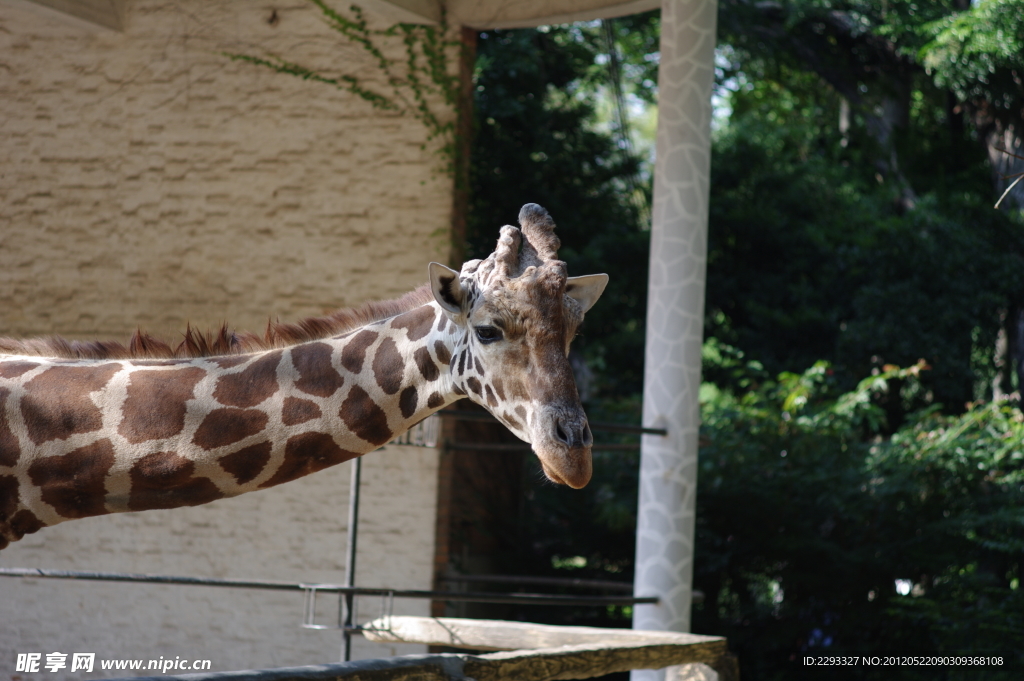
(566, 274, 609, 313)
(429, 262, 466, 315)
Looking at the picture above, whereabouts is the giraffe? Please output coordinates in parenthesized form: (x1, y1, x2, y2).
(0, 204, 608, 550)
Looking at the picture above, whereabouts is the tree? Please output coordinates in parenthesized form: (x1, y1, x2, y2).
(717, 1, 1024, 209)
(468, 26, 653, 398)
(694, 357, 1024, 680)
(460, 9, 1024, 675)
(710, 0, 1024, 415)
(917, 0, 1024, 210)
(219, 6, 1024, 671)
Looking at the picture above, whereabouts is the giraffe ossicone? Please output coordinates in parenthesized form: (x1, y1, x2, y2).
(0, 203, 608, 550)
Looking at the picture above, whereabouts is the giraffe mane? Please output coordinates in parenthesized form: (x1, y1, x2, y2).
(0, 285, 433, 361)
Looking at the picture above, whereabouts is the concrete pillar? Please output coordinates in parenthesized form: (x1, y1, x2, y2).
(632, 1, 717, 678)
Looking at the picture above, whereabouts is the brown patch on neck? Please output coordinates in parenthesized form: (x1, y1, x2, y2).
(339, 386, 393, 446)
(118, 367, 206, 444)
(414, 347, 439, 381)
(213, 351, 282, 408)
(0, 388, 19, 468)
(22, 364, 121, 446)
(372, 338, 405, 395)
(341, 330, 379, 374)
(0, 475, 23, 535)
(391, 305, 437, 342)
(0, 360, 40, 379)
(399, 386, 419, 418)
(28, 439, 117, 519)
(433, 341, 452, 366)
(282, 397, 322, 426)
(259, 432, 358, 488)
(128, 451, 224, 511)
(0, 286, 433, 361)
(219, 442, 273, 485)
(0, 473, 45, 547)
(193, 408, 269, 450)
(291, 343, 345, 398)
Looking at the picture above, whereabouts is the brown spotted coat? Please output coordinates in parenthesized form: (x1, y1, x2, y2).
(0, 203, 609, 550)
(0, 303, 457, 550)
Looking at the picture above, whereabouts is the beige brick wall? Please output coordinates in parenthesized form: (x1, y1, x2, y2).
(0, 0, 454, 675)
(0, 0, 455, 341)
(1, 444, 442, 676)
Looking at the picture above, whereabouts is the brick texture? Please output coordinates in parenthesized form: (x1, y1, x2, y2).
(0, 0, 455, 341)
(1, 445, 441, 676)
(0, 0, 454, 676)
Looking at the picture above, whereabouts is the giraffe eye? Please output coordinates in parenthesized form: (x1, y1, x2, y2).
(474, 326, 503, 344)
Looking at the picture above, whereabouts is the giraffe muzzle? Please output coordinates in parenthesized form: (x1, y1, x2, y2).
(538, 448, 592, 489)
(535, 411, 593, 488)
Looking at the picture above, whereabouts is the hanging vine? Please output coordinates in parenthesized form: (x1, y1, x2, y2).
(225, 1, 461, 175)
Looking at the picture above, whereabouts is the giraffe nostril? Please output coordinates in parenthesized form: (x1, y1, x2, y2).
(553, 416, 589, 448)
(555, 419, 570, 446)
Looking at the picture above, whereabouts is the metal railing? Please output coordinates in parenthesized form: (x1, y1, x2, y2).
(0, 567, 657, 628)
(3, 407, 666, 663)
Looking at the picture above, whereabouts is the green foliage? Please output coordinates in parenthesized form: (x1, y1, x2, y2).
(225, 2, 460, 173)
(695, 352, 1024, 679)
(702, 13, 1024, 668)
(236, 3, 1024, 670)
(462, 8, 1024, 674)
(460, 27, 661, 630)
(469, 27, 652, 397)
(715, 0, 1024, 177)
(918, 0, 1024, 113)
(709, 139, 1024, 412)
(464, 6, 1024, 678)
(709, 3, 1024, 415)
(494, 399, 643, 629)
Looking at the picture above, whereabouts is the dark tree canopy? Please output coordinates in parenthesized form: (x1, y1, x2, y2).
(210, 3, 1024, 675)
(458, 4, 1024, 678)
(710, 0, 1024, 415)
(468, 26, 653, 399)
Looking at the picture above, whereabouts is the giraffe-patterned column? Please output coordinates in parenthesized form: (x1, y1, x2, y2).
(632, 0, 717, 675)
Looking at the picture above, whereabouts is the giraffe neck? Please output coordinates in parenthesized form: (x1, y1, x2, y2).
(0, 302, 460, 549)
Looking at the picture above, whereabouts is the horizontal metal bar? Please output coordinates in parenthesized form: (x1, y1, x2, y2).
(0, 567, 305, 592)
(0, 568, 657, 606)
(438, 410, 667, 437)
(446, 442, 641, 452)
(590, 422, 668, 437)
(439, 573, 633, 592)
(438, 574, 703, 605)
(445, 442, 533, 453)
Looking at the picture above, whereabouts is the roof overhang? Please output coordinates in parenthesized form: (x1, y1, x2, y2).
(18, 0, 658, 31)
(17, 0, 126, 31)
(366, 0, 660, 27)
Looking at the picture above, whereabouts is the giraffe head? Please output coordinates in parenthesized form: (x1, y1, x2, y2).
(429, 204, 608, 488)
